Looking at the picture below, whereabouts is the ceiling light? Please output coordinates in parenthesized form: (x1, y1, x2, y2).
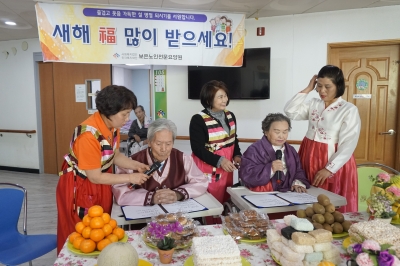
(126, 64, 144, 66)
(5, 21, 16, 26)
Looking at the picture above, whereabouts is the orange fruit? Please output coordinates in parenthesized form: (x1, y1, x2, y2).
(81, 226, 92, 239)
(90, 228, 105, 242)
(88, 205, 104, 217)
(79, 239, 96, 253)
(112, 227, 125, 240)
(102, 224, 113, 236)
(75, 221, 85, 234)
(73, 236, 84, 249)
(69, 232, 81, 244)
(90, 217, 105, 229)
(101, 213, 111, 224)
(97, 238, 112, 251)
(106, 234, 118, 243)
(82, 214, 91, 226)
(108, 219, 117, 229)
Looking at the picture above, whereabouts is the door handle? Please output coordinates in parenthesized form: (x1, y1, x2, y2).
(379, 129, 396, 135)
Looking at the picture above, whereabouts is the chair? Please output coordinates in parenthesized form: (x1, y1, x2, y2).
(0, 183, 57, 266)
(356, 163, 400, 212)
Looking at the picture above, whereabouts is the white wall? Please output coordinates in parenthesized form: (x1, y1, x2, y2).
(131, 69, 151, 120)
(0, 39, 41, 169)
(1, 5, 400, 170)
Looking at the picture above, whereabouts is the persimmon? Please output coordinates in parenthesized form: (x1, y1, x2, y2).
(72, 236, 84, 249)
(69, 232, 81, 244)
(106, 234, 118, 243)
(88, 205, 104, 217)
(90, 228, 105, 242)
(112, 227, 125, 240)
(108, 219, 117, 229)
(97, 238, 112, 251)
(79, 239, 96, 253)
(101, 212, 111, 224)
(75, 221, 85, 234)
(82, 214, 91, 226)
(90, 217, 105, 229)
(102, 224, 113, 236)
(81, 226, 92, 239)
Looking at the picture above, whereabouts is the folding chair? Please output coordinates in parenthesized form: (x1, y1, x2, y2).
(0, 183, 57, 266)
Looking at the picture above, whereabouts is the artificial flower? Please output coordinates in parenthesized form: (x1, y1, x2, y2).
(378, 173, 391, 182)
(362, 240, 380, 251)
(356, 252, 375, 266)
(387, 185, 400, 197)
(378, 250, 394, 266)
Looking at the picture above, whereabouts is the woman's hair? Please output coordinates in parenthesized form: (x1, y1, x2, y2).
(147, 118, 177, 142)
(135, 105, 144, 112)
(317, 65, 345, 98)
(199, 80, 230, 109)
(262, 113, 292, 133)
(96, 85, 137, 118)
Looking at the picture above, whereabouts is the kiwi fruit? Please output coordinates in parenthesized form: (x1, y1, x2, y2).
(305, 207, 315, 218)
(312, 222, 323, 229)
(332, 211, 345, 223)
(297, 209, 307, 218)
(313, 203, 326, 214)
(317, 194, 331, 206)
(323, 223, 333, 232)
(324, 203, 335, 213)
(332, 222, 344, 234)
(323, 212, 334, 225)
(342, 220, 352, 232)
(312, 214, 325, 224)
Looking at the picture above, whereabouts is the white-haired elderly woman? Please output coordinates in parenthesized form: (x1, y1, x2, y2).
(113, 118, 208, 206)
(239, 113, 310, 193)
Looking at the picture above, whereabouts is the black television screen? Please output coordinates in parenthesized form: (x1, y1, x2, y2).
(188, 48, 271, 99)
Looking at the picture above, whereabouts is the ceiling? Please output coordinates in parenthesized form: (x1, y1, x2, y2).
(1, 0, 400, 42)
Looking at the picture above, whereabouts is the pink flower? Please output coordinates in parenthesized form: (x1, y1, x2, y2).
(362, 240, 381, 251)
(356, 253, 374, 266)
(393, 255, 400, 266)
(387, 186, 400, 197)
(378, 173, 391, 182)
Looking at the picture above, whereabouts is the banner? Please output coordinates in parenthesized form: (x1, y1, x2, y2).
(35, 3, 245, 66)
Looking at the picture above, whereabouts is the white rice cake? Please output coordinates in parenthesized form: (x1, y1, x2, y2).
(281, 245, 305, 261)
(192, 236, 241, 266)
(267, 229, 282, 242)
(289, 240, 314, 253)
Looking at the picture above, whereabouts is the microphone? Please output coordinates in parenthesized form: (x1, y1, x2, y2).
(128, 161, 162, 189)
(275, 150, 282, 184)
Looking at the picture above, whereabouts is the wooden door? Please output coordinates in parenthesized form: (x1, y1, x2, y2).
(39, 62, 111, 173)
(329, 44, 400, 169)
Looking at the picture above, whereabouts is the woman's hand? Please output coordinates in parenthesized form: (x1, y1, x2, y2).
(291, 185, 307, 193)
(233, 156, 241, 169)
(129, 172, 150, 185)
(271, 160, 284, 173)
(220, 158, 236, 172)
(132, 160, 150, 173)
(312, 168, 332, 187)
(133, 134, 141, 143)
(301, 74, 318, 93)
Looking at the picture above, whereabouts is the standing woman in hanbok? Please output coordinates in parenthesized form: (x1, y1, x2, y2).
(189, 80, 242, 223)
(284, 65, 361, 212)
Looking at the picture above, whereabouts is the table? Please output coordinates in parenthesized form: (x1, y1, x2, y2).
(111, 192, 224, 226)
(54, 212, 370, 266)
(227, 186, 347, 214)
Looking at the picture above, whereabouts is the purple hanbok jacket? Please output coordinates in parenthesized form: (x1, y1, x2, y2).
(239, 136, 310, 192)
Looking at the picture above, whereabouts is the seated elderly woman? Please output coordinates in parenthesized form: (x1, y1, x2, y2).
(113, 118, 208, 206)
(239, 113, 310, 193)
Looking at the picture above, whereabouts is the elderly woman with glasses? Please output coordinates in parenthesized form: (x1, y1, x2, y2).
(284, 65, 361, 212)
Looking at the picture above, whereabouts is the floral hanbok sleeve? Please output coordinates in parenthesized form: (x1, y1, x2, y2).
(284, 93, 311, 120)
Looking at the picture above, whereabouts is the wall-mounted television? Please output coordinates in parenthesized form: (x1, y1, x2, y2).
(188, 48, 271, 100)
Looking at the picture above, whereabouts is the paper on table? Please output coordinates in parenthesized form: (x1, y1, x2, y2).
(161, 199, 207, 214)
(276, 192, 318, 204)
(243, 194, 290, 208)
(121, 205, 165, 220)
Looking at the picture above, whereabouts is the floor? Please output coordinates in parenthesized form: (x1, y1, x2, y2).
(0, 170, 58, 266)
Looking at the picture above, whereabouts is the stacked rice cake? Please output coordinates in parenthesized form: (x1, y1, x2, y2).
(348, 220, 400, 256)
(267, 217, 340, 266)
(192, 235, 241, 266)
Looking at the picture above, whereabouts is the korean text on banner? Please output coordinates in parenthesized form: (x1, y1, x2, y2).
(35, 3, 245, 66)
